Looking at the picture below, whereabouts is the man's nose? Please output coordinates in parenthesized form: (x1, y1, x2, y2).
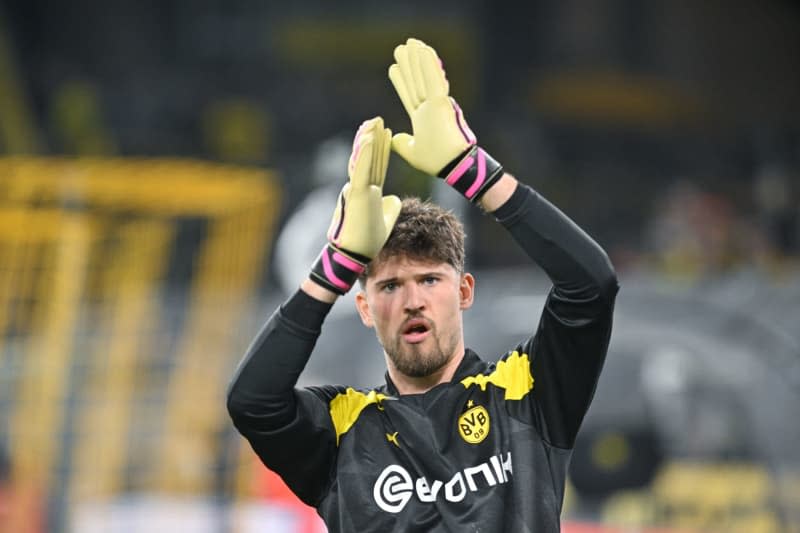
(403, 283, 425, 312)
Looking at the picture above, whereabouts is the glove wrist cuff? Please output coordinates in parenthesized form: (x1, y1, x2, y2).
(438, 145, 504, 203)
(309, 244, 368, 295)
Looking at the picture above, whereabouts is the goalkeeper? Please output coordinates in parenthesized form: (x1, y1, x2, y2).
(228, 38, 618, 532)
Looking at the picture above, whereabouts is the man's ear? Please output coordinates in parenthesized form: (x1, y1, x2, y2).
(459, 272, 475, 310)
(355, 289, 374, 328)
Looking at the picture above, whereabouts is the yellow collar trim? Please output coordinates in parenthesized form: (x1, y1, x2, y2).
(460, 351, 534, 400)
(329, 387, 387, 445)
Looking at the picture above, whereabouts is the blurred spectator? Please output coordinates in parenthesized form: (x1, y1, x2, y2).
(0, 439, 43, 533)
(203, 99, 271, 164)
(645, 179, 742, 280)
(753, 161, 798, 260)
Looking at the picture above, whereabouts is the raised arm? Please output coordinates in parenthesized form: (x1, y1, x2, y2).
(226, 117, 401, 504)
(388, 38, 618, 449)
(492, 178, 618, 448)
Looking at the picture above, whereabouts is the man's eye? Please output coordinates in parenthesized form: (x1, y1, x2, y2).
(382, 283, 396, 292)
(423, 277, 438, 285)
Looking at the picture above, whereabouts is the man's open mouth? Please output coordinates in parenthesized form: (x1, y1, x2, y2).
(401, 319, 431, 343)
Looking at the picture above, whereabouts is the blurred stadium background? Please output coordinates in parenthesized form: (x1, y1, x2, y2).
(0, 1, 798, 531)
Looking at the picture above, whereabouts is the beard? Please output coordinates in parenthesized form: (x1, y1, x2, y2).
(379, 320, 461, 378)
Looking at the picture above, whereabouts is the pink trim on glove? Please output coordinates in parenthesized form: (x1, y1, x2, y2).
(451, 100, 476, 145)
(333, 251, 365, 274)
(464, 149, 487, 199)
(328, 195, 346, 246)
(348, 123, 367, 175)
(445, 155, 475, 186)
(321, 250, 350, 291)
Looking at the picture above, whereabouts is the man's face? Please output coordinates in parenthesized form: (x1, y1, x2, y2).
(355, 257, 474, 379)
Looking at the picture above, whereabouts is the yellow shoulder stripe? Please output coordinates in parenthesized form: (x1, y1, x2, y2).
(460, 351, 534, 400)
(329, 387, 387, 445)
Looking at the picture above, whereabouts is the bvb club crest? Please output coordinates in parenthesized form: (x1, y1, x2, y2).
(458, 403, 490, 444)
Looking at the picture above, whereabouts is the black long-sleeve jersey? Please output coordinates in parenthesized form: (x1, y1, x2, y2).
(227, 182, 618, 532)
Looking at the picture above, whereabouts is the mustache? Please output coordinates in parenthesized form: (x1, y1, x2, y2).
(398, 314, 434, 335)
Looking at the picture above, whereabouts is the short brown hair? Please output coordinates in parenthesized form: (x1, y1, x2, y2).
(361, 197, 465, 282)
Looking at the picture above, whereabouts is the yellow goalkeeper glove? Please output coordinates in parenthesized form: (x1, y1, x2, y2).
(389, 38, 503, 203)
(310, 117, 401, 294)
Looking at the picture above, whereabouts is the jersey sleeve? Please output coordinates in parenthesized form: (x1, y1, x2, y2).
(492, 182, 619, 449)
(226, 290, 341, 506)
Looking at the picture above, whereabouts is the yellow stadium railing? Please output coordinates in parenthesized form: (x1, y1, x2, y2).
(0, 157, 281, 529)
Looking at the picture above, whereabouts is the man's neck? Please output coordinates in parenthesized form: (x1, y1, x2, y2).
(387, 348, 466, 395)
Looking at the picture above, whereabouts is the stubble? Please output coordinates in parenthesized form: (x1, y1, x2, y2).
(380, 321, 460, 378)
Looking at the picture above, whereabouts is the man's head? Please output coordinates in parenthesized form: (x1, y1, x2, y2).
(355, 198, 474, 386)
